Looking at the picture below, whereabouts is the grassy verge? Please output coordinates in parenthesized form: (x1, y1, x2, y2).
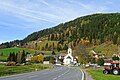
(0, 64, 53, 76)
(0, 56, 7, 61)
(86, 67, 120, 80)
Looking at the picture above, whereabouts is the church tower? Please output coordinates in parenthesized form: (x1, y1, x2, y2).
(68, 43, 72, 55)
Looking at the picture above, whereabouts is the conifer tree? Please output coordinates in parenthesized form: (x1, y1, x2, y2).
(52, 51, 56, 55)
(21, 50, 26, 63)
(12, 52, 16, 62)
(7, 52, 12, 61)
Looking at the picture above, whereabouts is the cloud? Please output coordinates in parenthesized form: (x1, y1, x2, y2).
(67, 0, 93, 11)
(0, 1, 61, 23)
(0, 0, 108, 25)
(40, 0, 49, 6)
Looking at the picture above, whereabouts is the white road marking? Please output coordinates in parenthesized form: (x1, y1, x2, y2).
(52, 68, 70, 80)
(80, 69, 85, 80)
(43, 67, 63, 74)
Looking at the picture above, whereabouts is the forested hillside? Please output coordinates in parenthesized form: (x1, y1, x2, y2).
(1, 13, 120, 49)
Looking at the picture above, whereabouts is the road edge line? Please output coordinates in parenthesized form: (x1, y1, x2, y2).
(80, 69, 85, 80)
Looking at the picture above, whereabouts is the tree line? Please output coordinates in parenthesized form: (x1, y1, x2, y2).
(7, 50, 29, 64)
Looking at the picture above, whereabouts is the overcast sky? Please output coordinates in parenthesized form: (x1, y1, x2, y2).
(0, 0, 120, 43)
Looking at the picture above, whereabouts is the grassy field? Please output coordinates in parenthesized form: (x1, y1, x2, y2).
(87, 42, 118, 58)
(0, 47, 65, 61)
(0, 47, 34, 56)
(87, 68, 120, 80)
(0, 56, 8, 61)
(0, 47, 35, 61)
(94, 43, 117, 54)
(0, 64, 52, 76)
(0, 47, 63, 56)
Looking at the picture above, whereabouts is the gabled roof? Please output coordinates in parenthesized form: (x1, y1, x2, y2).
(66, 56, 72, 59)
(59, 53, 66, 56)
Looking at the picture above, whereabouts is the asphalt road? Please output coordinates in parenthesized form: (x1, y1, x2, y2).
(0, 65, 84, 80)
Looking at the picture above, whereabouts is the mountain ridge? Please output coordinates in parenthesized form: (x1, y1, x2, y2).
(1, 13, 120, 49)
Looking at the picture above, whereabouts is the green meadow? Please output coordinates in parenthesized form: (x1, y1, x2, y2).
(0, 47, 64, 61)
(87, 68, 120, 80)
(0, 47, 34, 56)
(87, 42, 118, 58)
(0, 64, 52, 76)
(0, 47, 34, 61)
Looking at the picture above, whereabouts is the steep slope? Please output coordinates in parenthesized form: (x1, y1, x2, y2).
(23, 13, 120, 43)
(1, 13, 120, 49)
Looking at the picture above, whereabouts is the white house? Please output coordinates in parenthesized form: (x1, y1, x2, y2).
(26, 54, 33, 61)
(43, 61, 49, 64)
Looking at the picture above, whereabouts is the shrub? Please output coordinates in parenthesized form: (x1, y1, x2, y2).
(97, 58, 104, 66)
(6, 61, 16, 66)
(31, 54, 44, 63)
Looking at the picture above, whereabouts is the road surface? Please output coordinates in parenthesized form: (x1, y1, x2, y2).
(0, 65, 84, 80)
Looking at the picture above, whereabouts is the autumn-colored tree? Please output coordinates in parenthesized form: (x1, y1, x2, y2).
(52, 42, 55, 51)
(63, 44, 68, 50)
(113, 32, 118, 44)
(57, 44, 62, 52)
(75, 43, 90, 64)
(49, 57, 55, 64)
(21, 50, 26, 63)
(35, 42, 38, 50)
(117, 36, 120, 45)
(16, 51, 22, 63)
(78, 56, 85, 64)
(31, 54, 44, 63)
(45, 43, 48, 50)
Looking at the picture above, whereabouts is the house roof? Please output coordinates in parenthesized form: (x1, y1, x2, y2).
(56, 60, 62, 64)
(66, 56, 72, 59)
(44, 54, 52, 57)
(104, 59, 113, 63)
(57, 53, 66, 56)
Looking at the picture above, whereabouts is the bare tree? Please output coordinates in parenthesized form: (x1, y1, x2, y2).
(74, 43, 90, 64)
